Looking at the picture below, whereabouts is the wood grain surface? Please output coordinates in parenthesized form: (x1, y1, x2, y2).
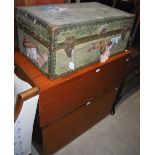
(15, 51, 131, 127)
(15, 50, 131, 154)
(42, 84, 119, 154)
(15, 0, 65, 6)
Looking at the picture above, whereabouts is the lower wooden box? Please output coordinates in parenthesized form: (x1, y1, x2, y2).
(15, 51, 131, 155)
(34, 84, 118, 155)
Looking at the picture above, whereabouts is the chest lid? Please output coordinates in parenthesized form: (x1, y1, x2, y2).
(17, 2, 134, 26)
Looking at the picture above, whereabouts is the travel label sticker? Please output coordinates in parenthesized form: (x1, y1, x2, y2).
(68, 49, 75, 70)
(69, 61, 75, 70)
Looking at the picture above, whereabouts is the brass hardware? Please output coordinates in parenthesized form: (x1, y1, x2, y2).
(121, 30, 126, 40)
(54, 29, 124, 51)
(96, 68, 101, 73)
(86, 101, 91, 106)
(107, 40, 112, 47)
(100, 40, 106, 55)
(100, 47, 106, 55)
(100, 27, 107, 36)
(88, 39, 112, 55)
(121, 26, 130, 40)
(65, 36, 75, 58)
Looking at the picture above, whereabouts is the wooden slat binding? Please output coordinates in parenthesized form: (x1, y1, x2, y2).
(14, 87, 39, 123)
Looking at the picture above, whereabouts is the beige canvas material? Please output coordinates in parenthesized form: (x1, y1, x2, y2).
(16, 2, 135, 79)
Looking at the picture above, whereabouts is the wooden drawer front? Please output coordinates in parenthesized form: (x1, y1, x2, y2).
(42, 86, 118, 155)
(39, 53, 129, 127)
(90, 55, 129, 94)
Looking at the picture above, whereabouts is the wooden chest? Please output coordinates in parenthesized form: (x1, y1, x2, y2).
(15, 50, 131, 154)
(16, 2, 134, 79)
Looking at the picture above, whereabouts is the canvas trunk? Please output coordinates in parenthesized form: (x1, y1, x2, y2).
(16, 2, 135, 79)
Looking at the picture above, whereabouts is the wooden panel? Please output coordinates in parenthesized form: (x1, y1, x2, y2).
(15, 50, 131, 155)
(36, 0, 64, 5)
(15, 0, 64, 6)
(14, 51, 131, 127)
(14, 51, 130, 90)
(42, 85, 118, 155)
(38, 53, 130, 126)
(14, 87, 39, 122)
(15, 0, 37, 6)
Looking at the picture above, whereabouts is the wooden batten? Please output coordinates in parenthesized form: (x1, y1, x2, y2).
(14, 87, 39, 123)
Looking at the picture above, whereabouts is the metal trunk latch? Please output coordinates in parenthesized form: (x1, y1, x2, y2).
(100, 40, 107, 55)
(100, 27, 107, 36)
(121, 26, 130, 40)
(65, 36, 75, 58)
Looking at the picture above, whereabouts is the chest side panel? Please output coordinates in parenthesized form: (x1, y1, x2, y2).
(17, 28, 49, 76)
(55, 23, 132, 76)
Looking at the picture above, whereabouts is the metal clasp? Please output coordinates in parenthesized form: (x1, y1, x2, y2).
(100, 27, 107, 36)
(96, 68, 101, 73)
(65, 36, 75, 58)
(86, 101, 91, 106)
(121, 26, 130, 40)
(100, 40, 106, 55)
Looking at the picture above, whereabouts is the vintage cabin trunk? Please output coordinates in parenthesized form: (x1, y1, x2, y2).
(16, 2, 135, 79)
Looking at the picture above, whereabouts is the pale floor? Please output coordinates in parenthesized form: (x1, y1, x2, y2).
(32, 88, 140, 155)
